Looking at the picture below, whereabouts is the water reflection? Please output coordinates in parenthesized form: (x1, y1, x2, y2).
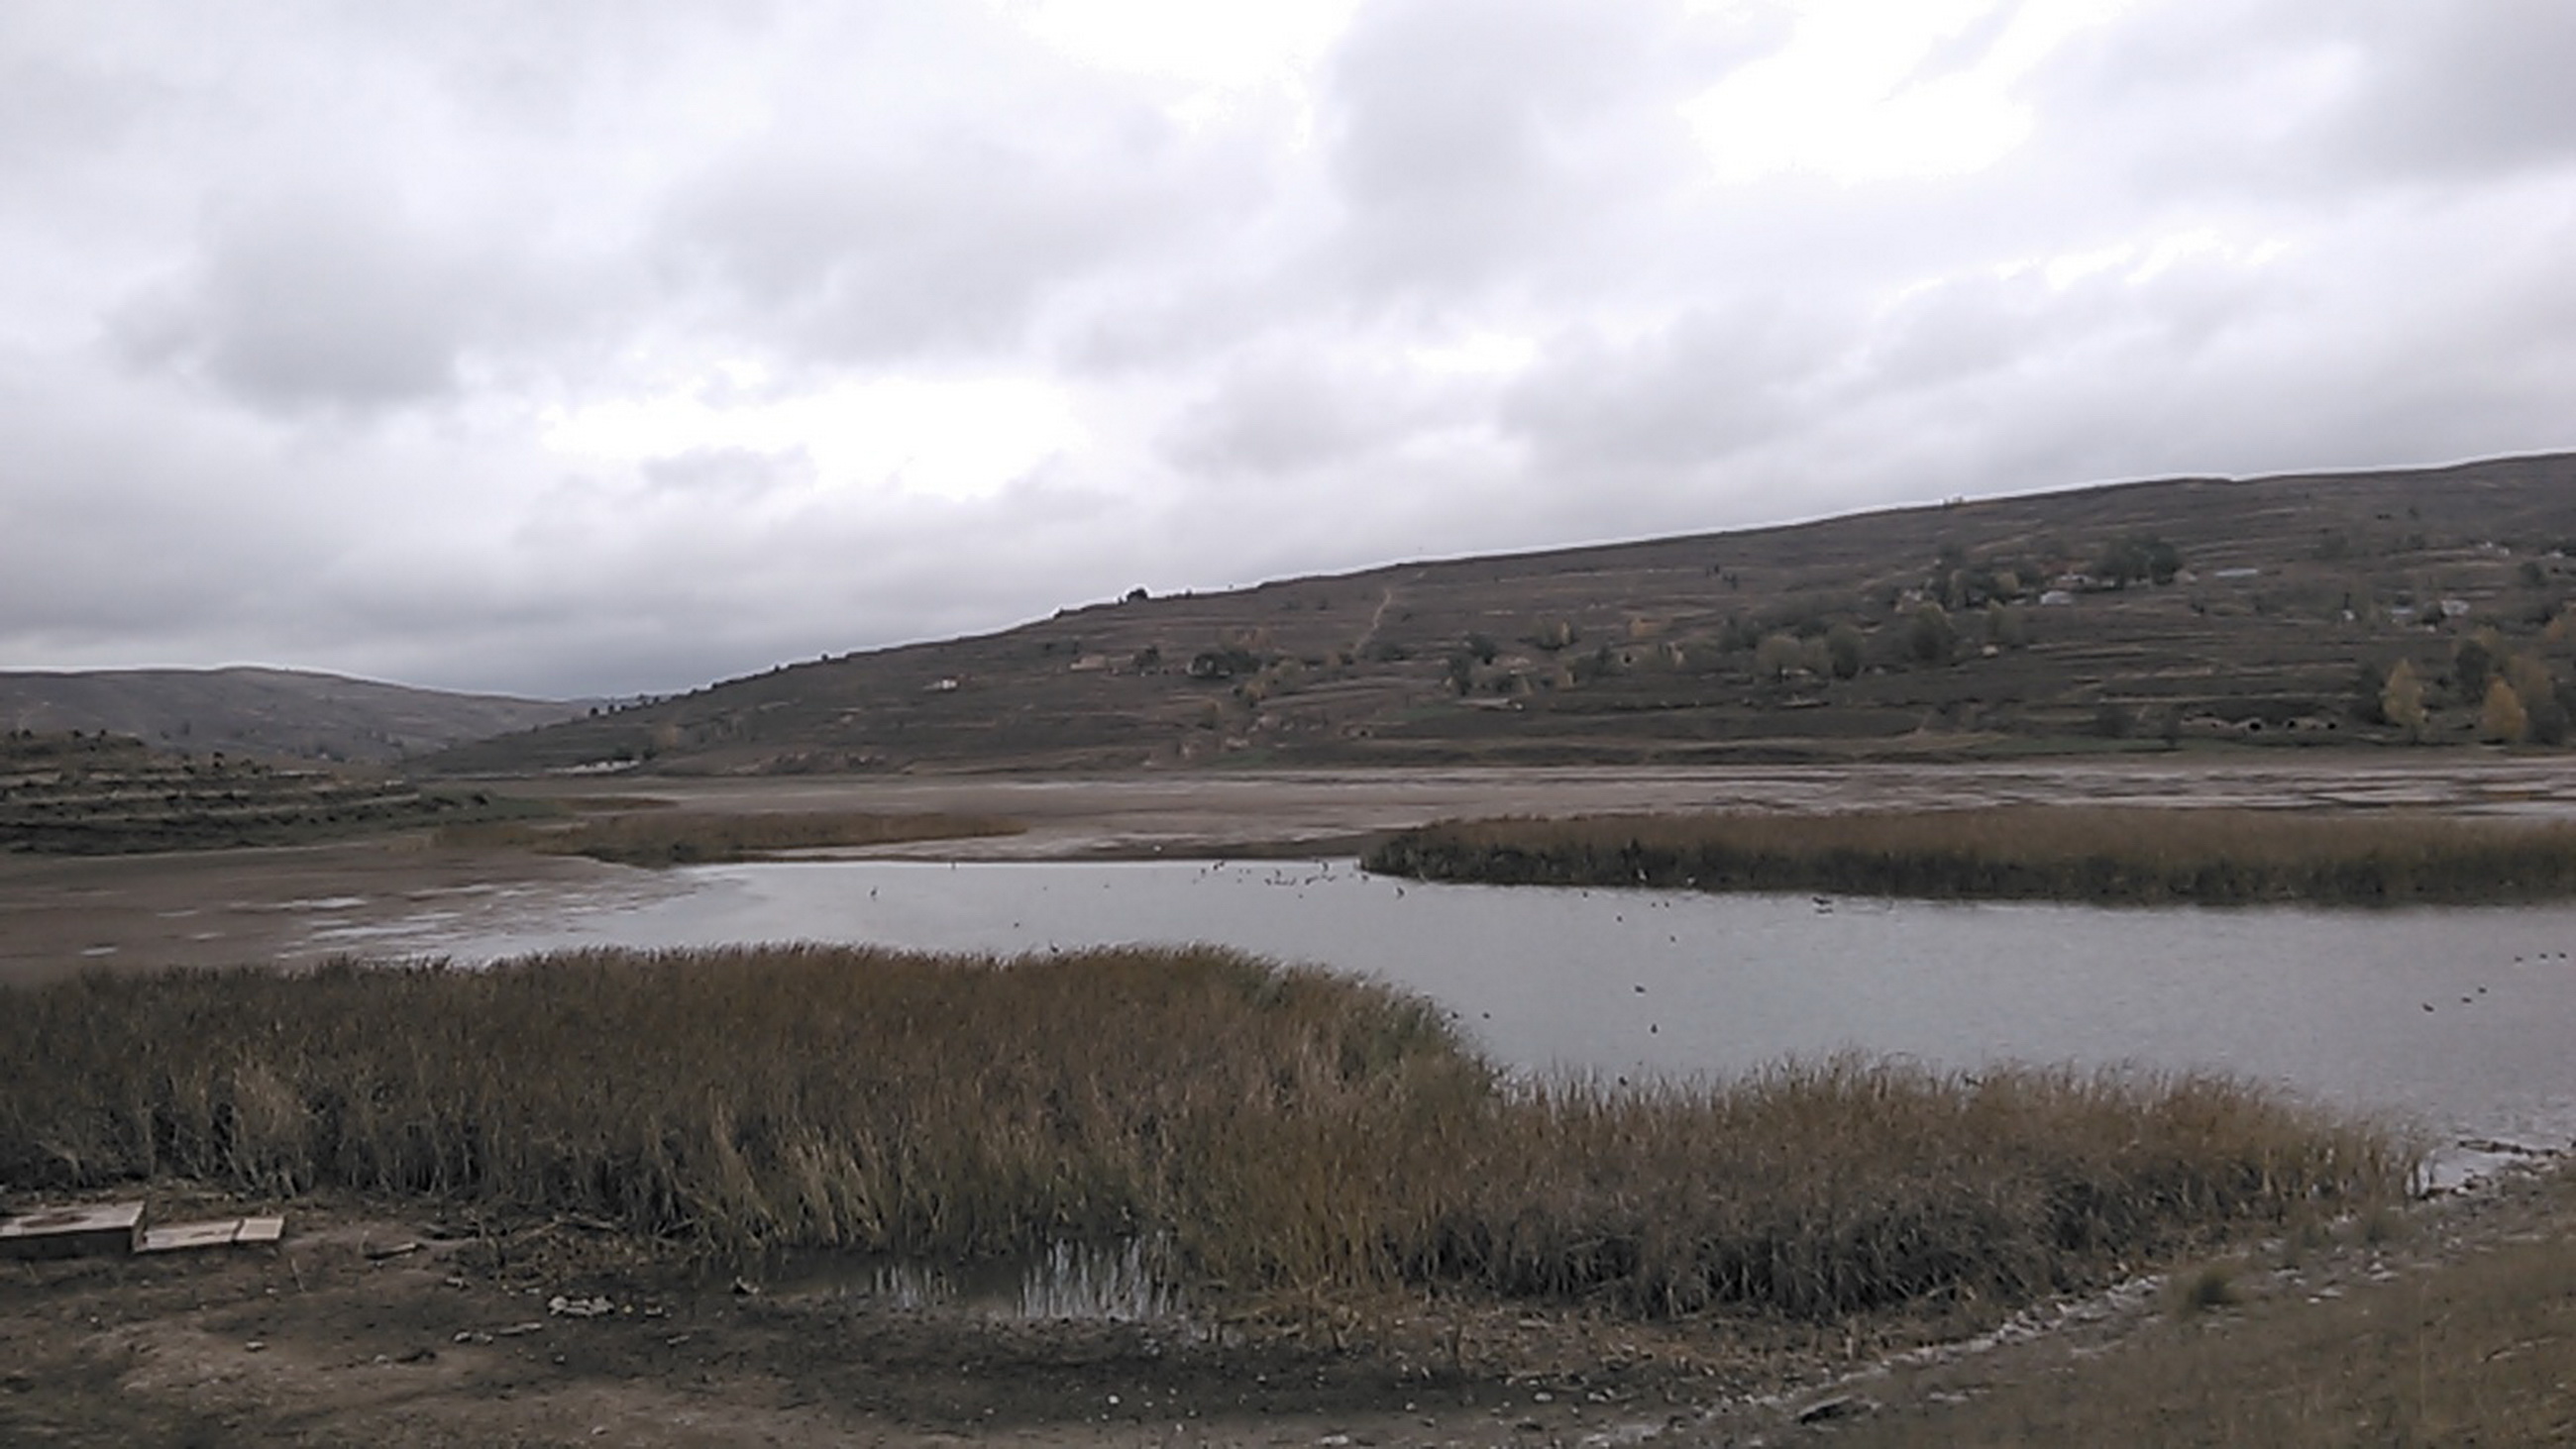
(778, 1236, 1185, 1323)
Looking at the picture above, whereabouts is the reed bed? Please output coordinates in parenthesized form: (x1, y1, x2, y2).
(0, 947, 2406, 1320)
(437, 808, 1024, 865)
(1364, 806, 2576, 904)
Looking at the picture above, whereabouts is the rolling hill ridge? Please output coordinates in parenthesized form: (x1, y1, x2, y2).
(429, 452, 2576, 776)
(0, 667, 583, 765)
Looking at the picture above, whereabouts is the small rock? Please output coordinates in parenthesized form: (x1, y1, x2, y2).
(1793, 1395, 1878, 1424)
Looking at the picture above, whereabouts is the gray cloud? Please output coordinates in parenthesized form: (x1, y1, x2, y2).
(0, 1, 2570, 698)
(2320, 1, 2576, 182)
(1320, 0, 1742, 300)
(1160, 344, 1473, 480)
(111, 190, 490, 412)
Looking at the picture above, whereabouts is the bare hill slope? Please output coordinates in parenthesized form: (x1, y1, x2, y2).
(0, 667, 583, 765)
(431, 453, 2576, 776)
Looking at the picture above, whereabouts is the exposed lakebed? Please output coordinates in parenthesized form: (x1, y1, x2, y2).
(319, 857, 2576, 1168)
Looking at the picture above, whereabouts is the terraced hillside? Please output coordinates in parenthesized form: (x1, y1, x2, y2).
(0, 732, 511, 854)
(431, 453, 2576, 776)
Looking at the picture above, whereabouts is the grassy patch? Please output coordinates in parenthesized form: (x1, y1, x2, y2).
(1832, 1176, 2576, 1446)
(435, 808, 1024, 865)
(0, 947, 2406, 1322)
(1364, 807, 2576, 904)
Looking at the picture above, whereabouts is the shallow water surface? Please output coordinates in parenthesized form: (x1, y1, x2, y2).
(368, 858, 2576, 1158)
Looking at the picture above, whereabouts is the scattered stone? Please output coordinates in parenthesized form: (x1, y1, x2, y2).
(1793, 1394, 1878, 1424)
(492, 1321, 546, 1338)
(549, 1294, 614, 1318)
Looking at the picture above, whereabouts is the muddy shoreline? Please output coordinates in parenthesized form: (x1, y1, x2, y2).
(14, 757, 2576, 988)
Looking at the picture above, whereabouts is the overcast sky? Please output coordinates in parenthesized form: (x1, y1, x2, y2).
(6, 1, 2573, 699)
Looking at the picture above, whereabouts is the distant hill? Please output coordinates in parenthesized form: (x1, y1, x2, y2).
(0, 667, 584, 765)
(429, 452, 2576, 776)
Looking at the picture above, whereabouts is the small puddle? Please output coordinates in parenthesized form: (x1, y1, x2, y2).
(768, 1236, 1188, 1323)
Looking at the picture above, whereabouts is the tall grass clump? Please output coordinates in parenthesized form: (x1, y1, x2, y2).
(1364, 807, 2576, 904)
(0, 948, 2408, 1321)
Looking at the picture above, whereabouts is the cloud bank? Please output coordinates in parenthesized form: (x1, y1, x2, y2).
(3, 0, 2571, 696)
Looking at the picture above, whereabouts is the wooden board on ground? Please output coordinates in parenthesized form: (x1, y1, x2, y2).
(138, 1219, 244, 1254)
(136, 1215, 288, 1254)
(0, 1200, 145, 1259)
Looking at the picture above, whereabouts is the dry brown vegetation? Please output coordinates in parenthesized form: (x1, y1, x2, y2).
(0, 946, 2406, 1324)
(434, 807, 1025, 864)
(1828, 1176, 2576, 1447)
(1366, 805, 2576, 904)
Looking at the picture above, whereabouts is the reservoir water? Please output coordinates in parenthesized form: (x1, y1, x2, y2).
(329, 857, 2576, 1166)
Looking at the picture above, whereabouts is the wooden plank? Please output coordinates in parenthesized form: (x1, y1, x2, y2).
(236, 1216, 285, 1245)
(0, 1200, 145, 1260)
(138, 1219, 243, 1254)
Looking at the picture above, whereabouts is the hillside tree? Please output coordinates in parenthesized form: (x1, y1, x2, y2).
(1825, 623, 1865, 679)
(2483, 677, 2529, 744)
(2381, 660, 2426, 741)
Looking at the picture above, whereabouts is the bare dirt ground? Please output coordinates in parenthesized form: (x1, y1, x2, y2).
(9, 759, 2576, 1443)
(6, 1160, 2570, 1447)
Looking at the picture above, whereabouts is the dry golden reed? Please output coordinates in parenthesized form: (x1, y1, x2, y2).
(0, 946, 2405, 1320)
(1365, 806, 2576, 904)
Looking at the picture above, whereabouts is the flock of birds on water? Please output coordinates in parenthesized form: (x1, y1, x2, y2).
(2424, 949, 2570, 1013)
(919, 862, 2576, 1073)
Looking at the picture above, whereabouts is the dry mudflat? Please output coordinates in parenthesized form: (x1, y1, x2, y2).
(7, 757, 2576, 1444)
(13, 755, 2576, 989)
